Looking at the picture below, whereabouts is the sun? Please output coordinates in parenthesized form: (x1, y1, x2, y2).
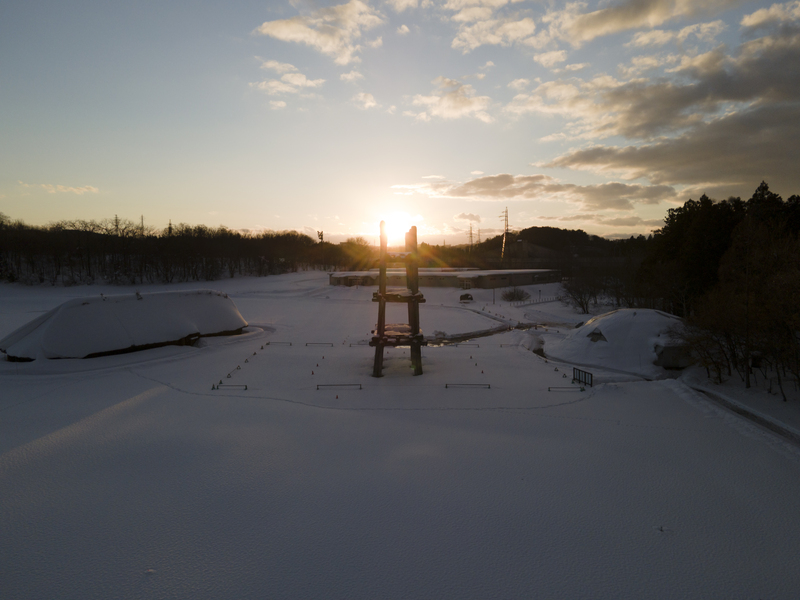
(380, 211, 417, 246)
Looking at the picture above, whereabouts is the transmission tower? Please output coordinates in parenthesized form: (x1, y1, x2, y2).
(499, 207, 509, 264)
(468, 223, 473, 250)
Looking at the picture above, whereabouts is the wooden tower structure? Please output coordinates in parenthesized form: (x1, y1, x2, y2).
(370, 221, 426, 377)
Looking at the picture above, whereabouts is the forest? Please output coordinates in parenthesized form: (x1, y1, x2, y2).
(2, 182, 798, 396)
(556, 182, 800, 399)
(0, 211, 647, 286)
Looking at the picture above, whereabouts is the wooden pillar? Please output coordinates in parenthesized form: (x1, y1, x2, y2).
(371, 222, 424, 377)
(406, 226, 423, 375)
(372, 221, 388, 377)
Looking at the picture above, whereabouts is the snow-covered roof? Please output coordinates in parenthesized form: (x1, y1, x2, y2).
(543, 309, 683, 379)
(332, 268, 557, 278)
(0, 290, 247, 361)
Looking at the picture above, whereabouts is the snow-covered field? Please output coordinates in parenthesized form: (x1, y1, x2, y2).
(2, 272, 800, 599)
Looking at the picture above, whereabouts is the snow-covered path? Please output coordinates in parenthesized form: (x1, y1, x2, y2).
(2, 273, 800, 599)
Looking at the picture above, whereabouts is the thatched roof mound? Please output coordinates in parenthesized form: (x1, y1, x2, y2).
(0, 290, 247, 361)
(544, 309, 686, 378)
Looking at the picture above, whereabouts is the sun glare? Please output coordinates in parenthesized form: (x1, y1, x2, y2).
(380, 211, 418, 247)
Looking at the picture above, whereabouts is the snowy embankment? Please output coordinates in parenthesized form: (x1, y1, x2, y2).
(541, 308, 686, 380)
(0, 290, 247, 361)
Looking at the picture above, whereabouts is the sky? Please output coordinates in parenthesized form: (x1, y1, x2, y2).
(2, 0, 799, 245)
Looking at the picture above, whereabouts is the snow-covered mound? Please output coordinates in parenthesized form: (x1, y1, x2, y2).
(543, 308, 686, 379)
(0, 290, 247, 361)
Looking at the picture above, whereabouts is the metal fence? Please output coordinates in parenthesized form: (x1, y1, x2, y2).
(573, 367, 593, 387)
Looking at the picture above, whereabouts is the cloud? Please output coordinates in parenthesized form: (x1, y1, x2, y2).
(452, 6, 494, 22)
(626, 29, 676, 47)
(282, 72, 325, 88)
(408, 76, 493, 122)
(403, 110, 429, 121)
(507, 23, 800, 142)
(627, 20, 727, 47)
(353, 92, 379, 109)
(255, 0, 383, 65)
(571, 181, 677, 210)
(397, 24, 410, 35)
(446, 173, 553, 198)
(340, 69, 364, 82)
(452, 17, 536, 52)
(251, 69, 325, 95)
(270, 100, 287, 109)
(538, 213, 595, 222)
(46, 184, 99, 195)
(445, 1, 536, 52)
(19, 181, 99, 195)
(561, 0, 739, 45)
(259, 59, 298, 73)
(545, 102, 800, 199)
(385, 0, 418, 12)
(505, 79, 599, 129)
(741, 0, 800, 29)
(393, 173, 676, 210)
(252, 79, 295, 95)
(455, 212, 482, 222)
(597, 216, 664, 227)
(444, 1, 525, 12)
(366, 36, 384, 48)
(480, 61, 495, 69)
(471, 170, 484, 175)
(538, 213, 664, 228)
(533, 50, 567, 68)
(617, 54, 674, 77)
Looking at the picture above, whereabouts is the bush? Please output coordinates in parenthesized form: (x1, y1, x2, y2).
(501, 287, 530, 302)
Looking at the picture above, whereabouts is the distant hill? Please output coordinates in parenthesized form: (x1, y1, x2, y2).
(479, 225, 649, 258)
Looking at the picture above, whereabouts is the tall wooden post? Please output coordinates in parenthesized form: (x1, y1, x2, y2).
(406, 226, 422, 375)
(373, 221, 388, 377)
(370, 222, 425, 377)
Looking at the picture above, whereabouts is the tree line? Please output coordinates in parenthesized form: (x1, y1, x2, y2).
(0, 215, 391, 285)
(0, 214, 650, 287)
(555, 182, 799, 399)
(668, 184, 800, 399)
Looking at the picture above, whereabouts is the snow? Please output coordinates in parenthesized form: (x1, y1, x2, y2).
(0, 290, 247, 360)
(542, 308, 684, 380)
(682, 367, 800, 437)
(2, 272, 800, 599)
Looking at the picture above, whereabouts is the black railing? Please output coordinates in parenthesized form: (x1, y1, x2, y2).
(573, 367, 593, 387)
